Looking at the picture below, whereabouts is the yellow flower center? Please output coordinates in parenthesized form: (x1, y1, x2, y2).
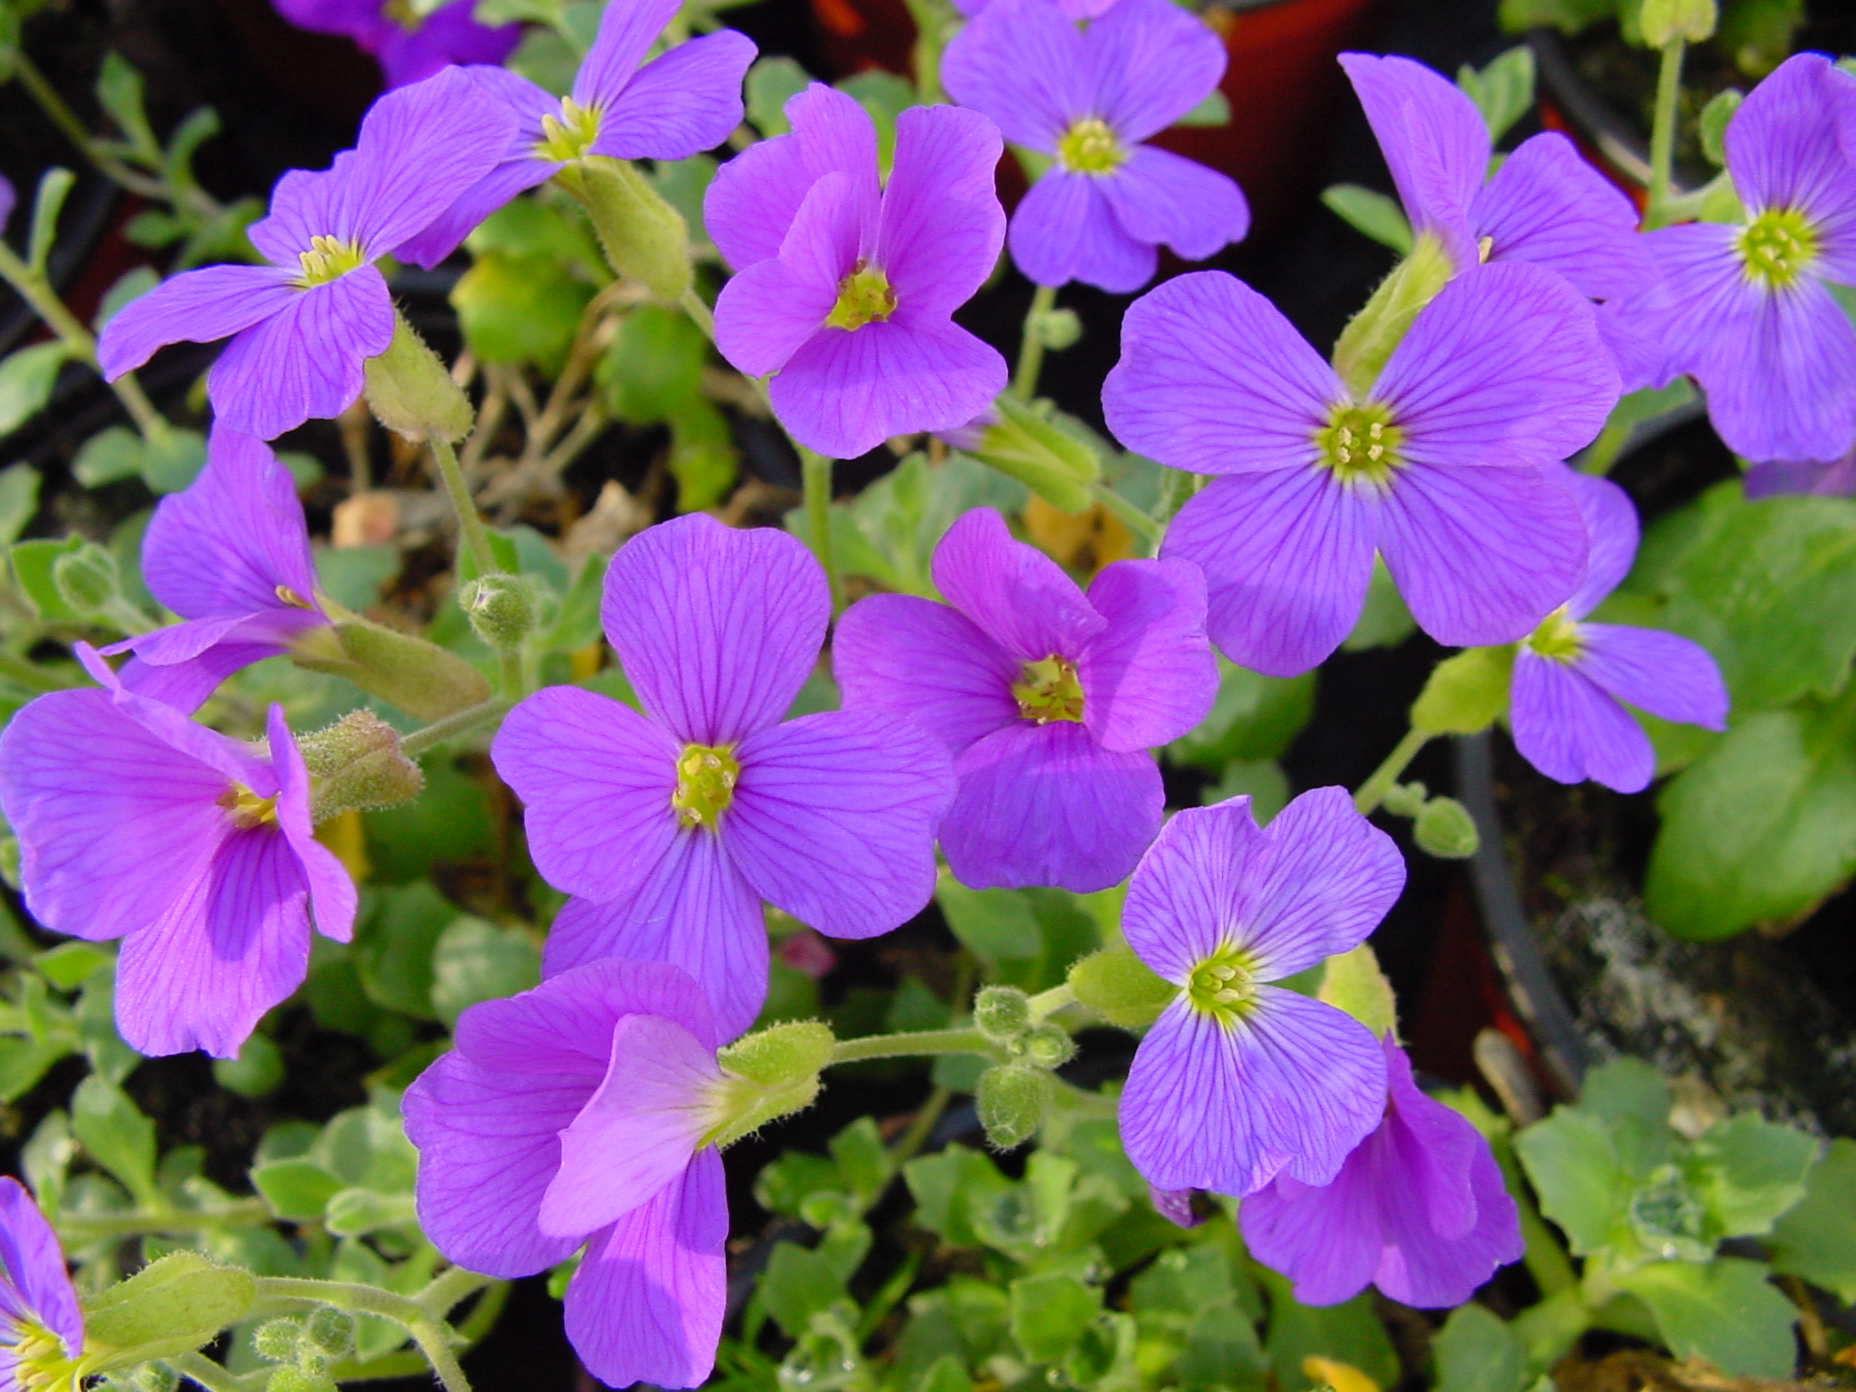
(825, 262, 897, 332)
(1736, 206, 1818, 290)
(536, 97, 603, 163)
(1185, 943, 1260, 1027)
(1314, 401, 1402, 489)
(381, 0, 421, 30)
(1525, 605, 1582, 662)
(1056, 117, 1126, 175)
(220, 784, 279, 830)
(1012, 655, 1084, 724)
(295, 234, 367, 287)
(672, 744, 740, 828)
(10, 1319, 81, 1392)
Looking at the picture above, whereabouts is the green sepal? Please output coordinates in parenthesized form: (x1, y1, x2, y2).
(1316, 943, 1397, 1039)
(1067, 947, 1174, 1029)
(708, 1020, 834, 1149)
(362, 311, 474, 444)
(1411, 644, 1515, 734)
(80, 1252, 257, 1371)
(293, 608, 492, 722)
(1330, 232, 1456, 398)
(562, 156, 693, 302)
(295, 711, 425, 822)
(965, 394, 1101, 514)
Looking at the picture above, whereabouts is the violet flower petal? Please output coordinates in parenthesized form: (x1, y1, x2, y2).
(96, 263, 298, 380)
(1121, 795, 1268, 981)
(454, 959, 719, 1076)
(1077, 557, 1216, 754)
(1100, 144, 1250, 264)
(878, 105, 1006, 319)
(1577, 623, 1729, 730)
(573, 0, 683, 108)
(1558, 464, 1639, 619)
(1237, 1170, 1383, 1306)
(940, 0, 1088, 153)
(831, 592, 1020, 756)
(392, 151, 557, 271)
(1088, 0, 1227, 145)
(592, 30, 758, 162)
(0, 1177, 82, 1354)
(1009, 171, 1157, 293)
(1725, 53, 1856, 258)
(712, 173, 859, 377)
(931, 508, 1106, 665)
(1471, 132, 1655, 301)
(373, 0, 520, 87)
(1510, 648, 1655, 792)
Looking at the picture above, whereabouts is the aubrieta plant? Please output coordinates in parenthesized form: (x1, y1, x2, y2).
(0, 0, 1852, 1387)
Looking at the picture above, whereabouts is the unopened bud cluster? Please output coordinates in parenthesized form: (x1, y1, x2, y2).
(1381, 781, 1478, 859)
(460, 573, 538, 651)
(296, 711, 425, 822)
(971, 986, 1076, 1149)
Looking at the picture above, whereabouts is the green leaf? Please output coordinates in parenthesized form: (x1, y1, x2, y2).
(141, 427, 207, 494)
(33, 941, 112, 990)
(1168, 657, 1315, 770)
(746, 56, 809, 135)
(73, 426, 146, 488)
(904, 1146, 1011, 1247)
(1009, 1273, 1100, 1363)
(453, 251, 594, 374)
(354, 883, 453, 1019)
(1257, 1267, 1398, 1392)
(1433, 1304, 1527, 1392)
(1497, 0, 1613, 34)
(1514, 1106, 1628, 1255)
(761, 1234, 866, 1338)
(1178, 1301, 1267, 1389)
(598, 304, 709, 424)
(1645, 686, 1856, 940)
(0, 461, 40, 545)
(1457, 46, 1536, 143)
(1686, 1112, 1816, 1237)
(71, 1074, 158, 1205)
(1581, 1056, 1671, 1129)
(1173, 87, 1231, 126)
(1321, 184, 1414, 255)
(0, 342, 68, 436)
(1767, 1137, 1856, 1301)
(27, 168, 75, 274)
(251, 1157, 345, 1222)
(429, 916, 540, 1026)
(1698, 88, 1743, 165)
(363, 754, 494, 883)
(96, 52, 159, 161)
(1616, 1259, 1796, 1379)
(936, 881, 1042, 961)
(1199, 758, 1289, 819)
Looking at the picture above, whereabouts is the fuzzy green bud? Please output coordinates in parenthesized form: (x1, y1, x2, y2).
(973, 985, 1032, 1042)
(293, 610, 492, 722)
(52, 543, 119, 614)
(253, 1319, 303, 1364)
(1068, 946, 1175, 1029)
(1030, 306, 1082, 352)
(1411, 645, 1514, 735)
(1414, 796, 1478, 859)
(964, 394, 1102, 513)
(363, 311, 473, 443)
(977, 1064, 1052, 1149)
(1639, 0, 1716, 46)
(563, 156, 693, 302)
(707, 1020, 834, 1149)
(1379, 781, 1426, 819)
(1020, 1022, 1077, 1070)
(1331, 232, 1455, 398)
(81, 1253, 257, 1368)
(460, 573, 538, 652)
(302, 1309, 355, 1361)
(296, 710, 426, 821)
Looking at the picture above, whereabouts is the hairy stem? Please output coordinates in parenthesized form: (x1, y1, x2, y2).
(429, 437, 499, 581)
(417, 1265, 495, 1319)
(1644, 38, 1686, 231)
(1092, 482, 1162, 550)
(399, 697, 510, 756)
(1012, 283, 1058, 400)
(828, 1026, 1000, 1066)
(252, 1278, 473, 1392)
(1353, 726, 1432, 815)
(166, 1351, 249, 1392)
(801, 446, 843, 613)
(56, 1199, 272, 1240)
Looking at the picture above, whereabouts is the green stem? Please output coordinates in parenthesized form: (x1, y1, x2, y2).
(1027, 983, 1075, 1021)
(56, 1200, 271, 1240)
(166, 1351, 250, 1392)
(1012, 283, 1058, 400)
(679, 284, 716, 340)
(399, 697, 510, 756)
(1644, 38, 1686, 231)
(417, 1265, 495, 1319)
(827, 1026, 997, 1066)
(1353, 726, 1431, 816)
(1092, 482, 1162, 550)
(888, 1085, 952, 1172)
(800, 446, 843, 613)
(252, 1278, 471, 1392)
(0, 649, 77, 692)
(11, 53, 167, 202)
(429, 437, 499, 582)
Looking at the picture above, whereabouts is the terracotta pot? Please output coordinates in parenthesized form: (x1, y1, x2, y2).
(810, 0, 1386, 236)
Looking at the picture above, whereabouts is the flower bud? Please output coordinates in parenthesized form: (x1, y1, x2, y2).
(302, 1309, 355, 1360)
(1414, 796, 1478, 859)
(973, 985, 1032, 1042)
(253, 1319, 303, 1364)
(1030, 306, 1082, 352)
(1331, 232, 1455, 398)
(709, 1020, 835, 1148)
(460, 573, 537, 652)
(977, 1064, 1051, 1149)
(1020, 1022, 1076, 1070)
(81, 1253, 257, 1369)
(363, 311, 473, 444)
(961, 394, 1102, 514)
(267, 1368, 337, 1392)
(293, 609, 492, 722)
(1317, 943, 1397, 1040)
(1068, 946, 1175, 1029)
(52, 543, 119, 614)
(1639, 0, 1716, 46)
(296, 710, 425, 821)
(563, 156, 693, 303)
(1411, 645, 1513, 735)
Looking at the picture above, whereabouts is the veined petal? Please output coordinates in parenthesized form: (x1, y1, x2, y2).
(713, 175, 857, 378)
(268, 702, 356, 946)
(1078, 557, 1215, 752)
(1239, 1165, 1383, 1306)
(725, 711, 952, 938)
(393, 156, 556, 270)
(115, 628, 311, 715)
(1377, 1135, 1521, 1306)
(1122, 797, 1268, 981)
(0, 1178, 82, 1353)
(878, 105, 1006, 318)
(1696, 275, 1856, 463)
(573, 0, 683, 108)
(542, 834, 768, 1043)
(206, 267, 394, 441)
(403, 1052, 588, 1278)
(1472, 132, 1655, 301)
(1725, 53, 1856, 252)
(940, 0, 1089, 152)
(96, 263, 299, 380)
(455, 958, 719, 1076)
(602, 514, 830, 746)
(831, 592, 1020, 756)
(1558, 464, 1639, 619)
(564, 1150, 727, 1392)
(1379, 462, 1587, 648)
(1100, 145, 1249, 263)
(1577, 624, 1728, 731)
(1121, 989, 1385, 1196)
(1159, 467, 1376, 678)
(931, 508, 1106, 665)
(373, 0, 521, 87)
(491, 685, 682, 904)
(1010, 171, 1157, 293)
(1510, 648, 1654, 792)
(940, 721, 1162, 893)
(1088, 0, 1227, 144)
(593, 30, 757, 161)
(1103, 271, 1339, 475)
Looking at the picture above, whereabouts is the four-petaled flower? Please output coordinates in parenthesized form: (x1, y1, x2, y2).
(942, 0, 1248, 293)
(0, 1177, 84, 1392)
(493, 514, 954, 1039)
(1240, 1034, 1524, 1307)
(1104, 262, 1620, 677)
(97, 66, 515, 441)
(834, 507, 1215, 892)
(0, 649, 356, 1058)
(406, 960, 735, 1391)
(1509, 466, 1728, 793)
(705, 84, 1008, 459)
(1117, 789, 1404, 1198)
(268, 0, 520, 89)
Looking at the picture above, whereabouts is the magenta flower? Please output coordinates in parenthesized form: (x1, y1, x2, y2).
(269, 0, 519, 88)
(952, 0, 1108, 17)
(1617, 54, 1856, 461)
(1339, 53, 1653, 303)
(1240, 1034, 1523, 1307)
(493, 514, 954, 1038)
(941, 0, 1248, 293)
(0, 1178, 83, 1390)
(1103, 262, 1619, 677)
(833, 508, 1214, 892)
(103, 428, 332, 713)
(405, 960, 730, 1390)
(1510, 466, 1727, 794)
(1118, 789, 1403, 1198)
(705, 84, 1007, 459)
(396, 0, 756, 268)
(97, 67, 514, 441)
(0, 649, 356, 1058)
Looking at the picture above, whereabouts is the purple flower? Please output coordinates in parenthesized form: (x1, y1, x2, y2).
(0, 649, 356, 1058)
(0, 176, 13, 233)
(102, 428, 333, 713)
(97, 67, 515, 441)
(952, 0, 1109, 18)
(833, 507, 1214, 892)
(269, 0, 520, 88)
(1745, 439, 1856, 497)
(492, 514, 954, 1038)
(1103, 262, 1619, 677)
(1339, 53, 1653, 304)
(396, 0, 756, 268)
(1240, 1034, 1523, 1307)
(705, 84, 1007, 459)
(1118, 789, 1403, 1198)
(1510, 466, 1727, 794)
(405, 959, 731, 1390)
(1618, 54, 1856, 461)
(941, 0, 1248, 294)
(0, 1177, 83, 1390)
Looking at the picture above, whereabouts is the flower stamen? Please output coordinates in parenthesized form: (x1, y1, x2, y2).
(1012, 655, 1084, 724)
(295, 235, 367, 287)
(1525, 605, 1582, 662)
(219, 784, 280, 830)
(536, 97, 603, 163)
(672, 744, 740, 828)
(825, 262, 897, 332)
(1315, 402, 1402, 489)
(1736, 206, 1818, 290)
(1185, 943, 1260, 1027)
(1056, 117, 1127, 175)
